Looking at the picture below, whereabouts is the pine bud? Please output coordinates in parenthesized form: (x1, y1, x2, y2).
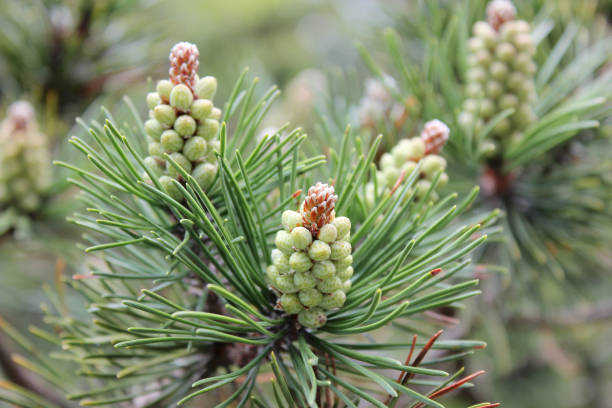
(421, 155, 447, 179)
(301, 183, 337, 237)
(170, 84, 194, 112)
(160, 130, 183, 153)
(275, 275, 298, 293)
(320, 290, 346, 310)
(337, 265, 354, 281)
(195, 76, 218, 100)
(282, 210, 303, 231)
(266, 265, 280, 283)
(196, 119, 219, 141)
(183, 136, 207, 161)
(317, 276, 342, 293)
(400, 161, 418, 177)
(174, 115, 197, 137)
(486, 0, 516, 31)
(473, 22, 497, 48)
(486, 80, 503, 99)
(210, 107, 222, 120)
(167, 152, 192, 179)
(380, 153, 394, 169)
(308, 240, 331, 261)
(280, 293, 304, 314)
(421, 119, 450, 155)
(495, 42, 516, 62)
(298, 288, 323, 307)
(146, 92, 161, 109)
(159, 175, 183, 201)
(275, 230, 294, 254)
(192, 162, 217, 189)
(153, 104, 177, 127)
(190, 99, 213, 121)
(289, 252, 313, 273)
(312, 260, 336, 280)
(291, 226, 313, 250)
(318, 224, 337, 243)
(342, 280, 352, 292)
(293, 271, 317, 290)
(330, 240, 351, 260)
(334, 255, 353, 270)
(271, 249, 290, 273)
(438, 172, 449, 188)
(489, 61, 509, 80)
(332, 217, 351, 240)
(144, 119, 164, 140)
(169, 42, 199, 91)
(156, 80, 173, 102)
(499, 94, 519, 110)
(298, 307, 326, 329)
(143, 156, 164, 177)
(148, 141, 163, 157)
(416, 180, 432, 199)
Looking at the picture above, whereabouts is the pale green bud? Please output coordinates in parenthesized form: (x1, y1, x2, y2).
(514, 33, 535, 55)
(299, 288, 323, 307)
(160, 130, 183, 153)
(170, 84, 194, 112)
(337, 266, 353, 281)
(156, 80, 173, 102)
(486, 81, 503, 99)
(196, 119, 219, 141)
(144, 119, 163, 141)
(183, 136, 207, 161)
(409, 138, 426, 160)
(400, 160, 418, 176)
(438, 172, 449, 188)
(192, 162, 217, 189)
(479, 98, 495, 119)
(153, 104, 177, 127)
(421, 155, 447, 179)
(342, 280, 352, 292)
(167, 152, 192, 179)
(473, 21, 496, 48)
(332, 217, 351, 240)
(298, 307, 326, 329)
(308, 240, 331, 261)
(275, 275, 298, 293)
(380, 152, 394, 170)
(475, 49, 492, 67)
(499, 94, 519, 110)
(495, 42, 516, 62)
(266, 265, 280, 283)
(275, 230, 294, 254)
(515, 105, 536, 128)
(507, 72, 524, 92)
(146, 92, 161, 109)
(384, 167, 400, 187)
(282, 210, 303, 231)
(159, 175, 183, 201)
(317, 276, 342, 293)
(280, 293, 304, 314)
(174, 115, 197, 137)
(210, 107, 222, 120)
(294, 271, 317, 290)
(320, 290, 346, 310)
(271, 249, 290, 273)
(148, 141, 163, 157)
(493, 118, 511, 136)
(334, 255, 353, 270)
(416, 180, 432, 199)
(330, 240, 351, 260)
(466, 83, 484, 98)
(464, 99, 480, 114)
(190, 99, 213, 121)
(291, 226, 313, 250)
(290, 252, 312, 273)
(468, 37, 485, 53)
(318, 224, 337, 243)
(312, 260, 336, 280)
(143, 156, 164, 177)
(489, 61, 509, 81)
(195, 76, 218, 100)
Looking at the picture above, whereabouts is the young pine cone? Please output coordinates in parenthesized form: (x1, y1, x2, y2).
(487, 0, 517, 31)
(168, 42, 200, 92)
(301, 182, 338, 238)
(421, 119, 450, 155)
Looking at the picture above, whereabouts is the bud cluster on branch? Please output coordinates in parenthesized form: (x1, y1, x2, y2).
(267, 183, 353, 328)
(0, 101, 51, 212)
(458, 0, 537, 152)
(366, 119, 449, 207)
(142, 42, 221, 200)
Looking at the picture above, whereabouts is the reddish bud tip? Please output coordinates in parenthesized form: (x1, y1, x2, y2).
(169, 42, 200, 91)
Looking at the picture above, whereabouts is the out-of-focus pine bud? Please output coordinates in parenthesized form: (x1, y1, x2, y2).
(144, 119, 164, 140)
(146, 92, 161, 109)
(337, 265, 354, 281)
(159, 175, 183, 201)
(210, 107, 222, 120)
(143, 156, 164, 177)
(169, 42, 199, 91)
(148, 141, 163, 157)
(420, 119, 450, 155)
(153, 104, 177, 127)
(486, 0, 516, 31)
(421, 155, 447, 179)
